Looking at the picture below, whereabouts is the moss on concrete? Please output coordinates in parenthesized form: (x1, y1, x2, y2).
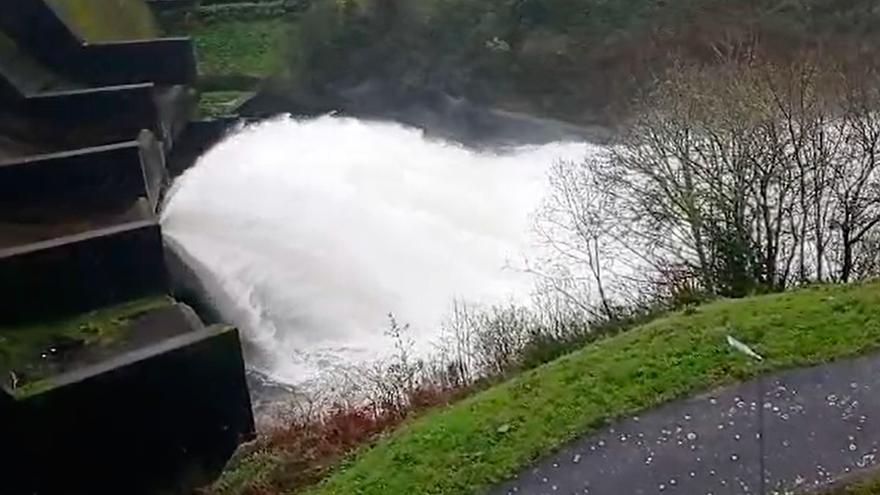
(199, 90, 253, 117)
(0, 296, 171, 393)
(45, 0, 158, 42)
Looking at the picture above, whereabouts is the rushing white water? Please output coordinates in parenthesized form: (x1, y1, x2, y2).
(161, 115, 591, 385)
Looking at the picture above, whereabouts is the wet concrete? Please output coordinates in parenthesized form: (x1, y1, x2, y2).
(490, 352, 880, 495)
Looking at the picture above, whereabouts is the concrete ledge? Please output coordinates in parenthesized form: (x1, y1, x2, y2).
(0, 0, 82, 73)
(5, 324, 255, 495)
(26, 82, 161, 138)
(0, 2, 194, 87)
(9, 83, 191, 151)
(7, 82, 169, 149)
(0, 130, 166, 213)
(0, 221, 167, 324)
(81, 37, 197, 86)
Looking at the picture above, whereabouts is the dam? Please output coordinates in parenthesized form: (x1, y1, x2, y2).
(0, 2, 254, 494)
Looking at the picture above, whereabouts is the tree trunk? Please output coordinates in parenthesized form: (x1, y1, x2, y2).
(841, 228, 853, 283)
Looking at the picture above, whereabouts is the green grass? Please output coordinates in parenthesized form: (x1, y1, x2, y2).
(269, 282, 880, 495)
(169, 18, 294, 113)
(0, 296, 171, 392)
(183, 19, 291, 78)
(824, 475, 880, 495)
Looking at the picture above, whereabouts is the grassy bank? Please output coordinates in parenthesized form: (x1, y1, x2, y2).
(184, 19, 290, 78)
(216, 281, 880, 494)
(827, 480, 880, 494)
(159, 13, 292, 115)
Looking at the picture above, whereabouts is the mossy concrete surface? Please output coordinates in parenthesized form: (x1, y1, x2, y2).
(46, 0, 159, 42)
(0, 296, 171, 394)
(199, 90, 254, 117)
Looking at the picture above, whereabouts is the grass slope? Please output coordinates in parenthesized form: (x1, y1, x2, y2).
(182, 19, 290, 78)
(825, 475, 880, 495)
(298, 282, 880, 495)
(162, 17, 291, 115)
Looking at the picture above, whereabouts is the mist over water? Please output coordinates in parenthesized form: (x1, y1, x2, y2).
(161, 115, 592, 385)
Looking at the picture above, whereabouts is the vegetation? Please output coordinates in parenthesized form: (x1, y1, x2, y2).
(165, 0, 880, 122)
(532, 56, 880, 319)
(824, 475, 880, 495)
(173, 18, 290, 79)
(181, 2, 880, 494)
(212, 281, 880, 494)
(160, 9, 293, 114)
(0, 296, 171, 394)
(287, 0, 880, 123)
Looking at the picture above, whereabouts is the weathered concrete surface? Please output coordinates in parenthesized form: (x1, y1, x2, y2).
(490, 353, 880, 495)
(0, 220, 167, 324)
(0, 131, 166, 213)
(0, 1, 194, 87)
(5, 323, 255, 495)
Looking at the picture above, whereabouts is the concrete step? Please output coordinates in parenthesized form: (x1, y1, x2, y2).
(0, 199, 152, 250)
(0, 0, 196, 88)
(0, 29, 194, 153)
(0, 302, 255, 495)
(0, 130, 167, 214)
(0, 219, 168, 324)
(16, 83, 192, 151)
(0, 30, 74, 99)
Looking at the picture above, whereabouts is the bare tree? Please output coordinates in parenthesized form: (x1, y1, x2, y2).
(539, 55, 880, 308)
(534, 159, 619, 320)
(831, 72, 880, 281)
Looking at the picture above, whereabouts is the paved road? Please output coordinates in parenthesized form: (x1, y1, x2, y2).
(489, 352, 880, 495)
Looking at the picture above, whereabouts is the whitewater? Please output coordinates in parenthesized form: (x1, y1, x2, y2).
(161, 115, 594, 385)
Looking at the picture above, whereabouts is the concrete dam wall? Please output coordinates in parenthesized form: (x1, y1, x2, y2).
(0, 2, 254, 494)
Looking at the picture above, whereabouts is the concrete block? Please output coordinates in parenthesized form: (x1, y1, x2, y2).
(0, 1, 195, 87)
(80, 38, 197, 87)
(4, 311, 255, 494)
(0, 0, 82, 73)
(0, 130, 166, 213)
(3, 82, 193, 153)
(23, 83, 164, 144)
(45, 0, 159, 42)
(0, 220, 168, 324)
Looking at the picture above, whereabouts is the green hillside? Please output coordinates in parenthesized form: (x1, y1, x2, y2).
(218, 281, 880, 494)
